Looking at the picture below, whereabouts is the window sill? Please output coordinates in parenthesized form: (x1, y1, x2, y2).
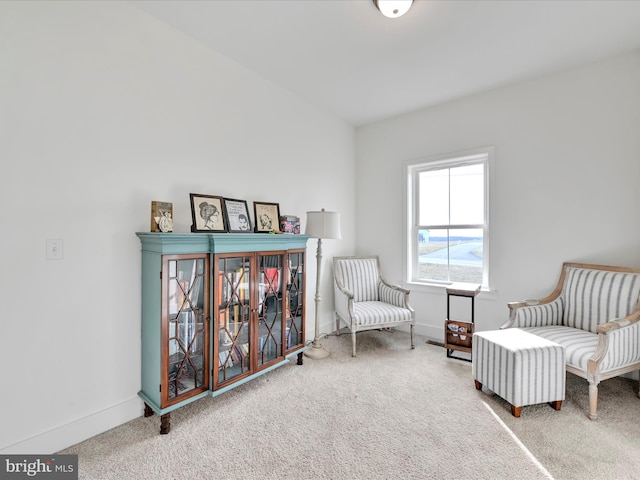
(403, 281, 498, 299)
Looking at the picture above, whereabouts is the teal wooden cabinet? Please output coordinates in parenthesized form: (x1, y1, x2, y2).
(136, 233, 309, 433)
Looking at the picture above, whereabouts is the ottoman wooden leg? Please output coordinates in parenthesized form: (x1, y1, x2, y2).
(474, 380, 482, 390)
(510, 405, 522, 418)
(549, 400, 562, 411)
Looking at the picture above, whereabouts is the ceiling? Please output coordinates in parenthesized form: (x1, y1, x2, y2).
(130, 0, 640, 127)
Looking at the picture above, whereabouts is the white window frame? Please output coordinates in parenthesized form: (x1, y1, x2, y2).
(404, 146, 493, 289)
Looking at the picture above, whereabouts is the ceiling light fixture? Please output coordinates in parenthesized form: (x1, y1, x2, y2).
(373, 0, 414, 19)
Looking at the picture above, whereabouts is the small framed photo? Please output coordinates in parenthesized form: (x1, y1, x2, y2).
(190, 194, 227, 232)
(223, 198, 252, 233)
(150, 201, 173, 232)
(253, 201, 281, 233)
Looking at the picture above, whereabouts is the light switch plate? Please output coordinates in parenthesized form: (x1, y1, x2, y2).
(46, 238, 63, 260)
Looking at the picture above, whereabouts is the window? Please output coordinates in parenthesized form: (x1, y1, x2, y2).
(405, 148, 491, 287)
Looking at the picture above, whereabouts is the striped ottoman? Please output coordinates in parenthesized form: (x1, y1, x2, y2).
(472, 328, 565, 417)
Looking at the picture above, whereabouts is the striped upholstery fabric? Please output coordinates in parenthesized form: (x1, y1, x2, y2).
(604, 321, 640, 371)
(334, 257, 380, 302)
(522, 326, 596, 371)
(562, 267, 640, 333)
(512, 297, 564, 328)
(473, 329, 565, 409)
(378, 283, 405, 307)
(352, 301, 414, 326)
(524, 324, 640, 373)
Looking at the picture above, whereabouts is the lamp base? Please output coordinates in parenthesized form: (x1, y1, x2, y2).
(304, 343, 330, 359)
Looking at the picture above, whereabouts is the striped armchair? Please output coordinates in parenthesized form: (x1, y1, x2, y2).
(333, 256, 415, 357)
(503, 262, 640, 420)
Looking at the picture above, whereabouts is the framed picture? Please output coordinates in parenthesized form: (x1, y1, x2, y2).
(190, 194, 227, 232)
(223, 198, 252, 233)
(150, 201, 173, 232)
(253, 201, 281, 233)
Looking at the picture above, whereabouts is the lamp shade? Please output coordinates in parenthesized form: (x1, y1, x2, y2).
(305, 210, 342, 240)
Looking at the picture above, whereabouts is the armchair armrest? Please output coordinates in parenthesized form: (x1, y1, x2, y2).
(597, 304, 640, 334)
(335, 284, 354, 299)
(503, 266, 569, 328)
(589, 305, 640, 375)
(378, 279, 413, 311)
(379, 277, 410, 294)
(502, 296, 564, 329)
(334, 280, 354, 326)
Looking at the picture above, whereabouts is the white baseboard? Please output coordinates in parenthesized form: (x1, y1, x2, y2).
(0, 396, 142, 454)
(393, 322, 442, 344)
(330, 322, 443, 345)
(413, 323, 443, 343)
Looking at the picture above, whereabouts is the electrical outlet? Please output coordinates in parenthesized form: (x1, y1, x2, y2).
(46, 238, 63, 260)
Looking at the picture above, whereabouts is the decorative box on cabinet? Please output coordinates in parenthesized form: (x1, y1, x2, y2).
(136, 233, 308, 434)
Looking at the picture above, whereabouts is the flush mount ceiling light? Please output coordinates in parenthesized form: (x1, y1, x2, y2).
(373, 0, 414, 19)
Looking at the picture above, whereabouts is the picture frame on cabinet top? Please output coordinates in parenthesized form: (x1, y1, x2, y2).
(223, 198, 252, 233)
(253, 201, 281, 233)
(190, 193, 227, 233)
(150, 201, 173, 232)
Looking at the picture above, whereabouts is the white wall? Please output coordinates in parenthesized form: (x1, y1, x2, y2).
(0, 1, 355, 453)
(356, 51, 640, 340)
(4, 0, 638, 457)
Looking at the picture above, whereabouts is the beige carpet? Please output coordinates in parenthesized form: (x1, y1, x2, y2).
(60, 330, 640, 479)
(483, 362, 640, 480)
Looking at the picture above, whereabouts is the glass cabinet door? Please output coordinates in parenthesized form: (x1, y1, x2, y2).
(216, 255, 252, 385)
(286, 251, 305, 351)
(214, 251, 300, 388)
(257, 253, 284, 367)
(164, 255, 209, 405)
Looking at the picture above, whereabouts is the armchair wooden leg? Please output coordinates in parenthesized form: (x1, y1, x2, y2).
(588, 382, 598, 420)
(335, 312, 341, 336)
(351, 331, 357, 357)
(410, 324, 415, 349)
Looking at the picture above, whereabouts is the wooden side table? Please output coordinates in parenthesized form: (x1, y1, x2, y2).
(444, 283, 481, 361)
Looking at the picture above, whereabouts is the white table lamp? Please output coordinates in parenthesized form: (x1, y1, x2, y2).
(304, 209, 342, 359)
